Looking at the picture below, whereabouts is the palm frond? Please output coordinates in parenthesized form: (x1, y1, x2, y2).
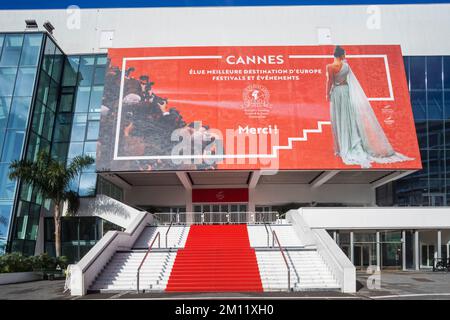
(66, 155, 95, 180)
(64, 190, 80, 215)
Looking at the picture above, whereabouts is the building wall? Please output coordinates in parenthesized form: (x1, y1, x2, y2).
(0, 4, 450, 55)
(124, 186, 187, 208)
(254, 184, 375, 206)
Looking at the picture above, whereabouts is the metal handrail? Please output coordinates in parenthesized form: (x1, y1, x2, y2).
(272, 230, 291, 291)
(165, 220, 173, 248)
(153, 211, 281, 225)
(262, 219, 270, 247)
(136, 232, 160, 293)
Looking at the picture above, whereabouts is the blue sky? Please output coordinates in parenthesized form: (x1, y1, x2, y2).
(1, 0, 450, 10)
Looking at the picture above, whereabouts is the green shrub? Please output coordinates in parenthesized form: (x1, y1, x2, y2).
(0, 253, 69, 273)
(0, 253, 33, 273)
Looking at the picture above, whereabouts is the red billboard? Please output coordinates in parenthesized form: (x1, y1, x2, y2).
(97, 45, 421, 172)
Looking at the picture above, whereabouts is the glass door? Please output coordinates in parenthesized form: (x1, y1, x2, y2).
(192, 203, 248, 224)
(421, 244, 435, 267)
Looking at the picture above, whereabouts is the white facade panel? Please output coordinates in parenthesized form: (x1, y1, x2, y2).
(254, 184, 375, 206)
(300, 207, 450, 229)
(0, 4, 449, 55)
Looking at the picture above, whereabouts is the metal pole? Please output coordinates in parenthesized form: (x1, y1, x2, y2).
(414, 230, 420, 270)
(136, 272, 140, 293)
(437, 230, 442, 259)
(350, 232, 354, 264)
(402, 230, 406, 271)
(376, 231, 381, 271)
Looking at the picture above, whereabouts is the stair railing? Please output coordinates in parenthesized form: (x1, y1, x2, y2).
(272, 230, 291, 291)
(262, 219, 270, 247)
(136, 232, 160, 293)
(165, 220, 173, 248)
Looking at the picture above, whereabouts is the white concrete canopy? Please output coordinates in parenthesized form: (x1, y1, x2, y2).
(299, 207, 450, 230)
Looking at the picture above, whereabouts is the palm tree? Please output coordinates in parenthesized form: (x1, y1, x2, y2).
(9, 151, 95, 257)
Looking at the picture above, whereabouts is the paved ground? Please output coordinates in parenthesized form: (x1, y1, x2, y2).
(1, 271, 450, 300)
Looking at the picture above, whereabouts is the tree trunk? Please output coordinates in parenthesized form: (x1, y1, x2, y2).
(54, 203, 61, 257)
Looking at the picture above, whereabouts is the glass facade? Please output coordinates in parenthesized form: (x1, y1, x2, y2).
(10, 52, 108, 256)
(0, 33, 44, 254)
(0, 32, 113, 256)
(56, 55, 106, 197)
(10, 34, 64, 255)
(377, 56, 450, 206)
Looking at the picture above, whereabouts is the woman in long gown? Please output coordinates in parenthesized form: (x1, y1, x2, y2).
(326, 46, 413, 168)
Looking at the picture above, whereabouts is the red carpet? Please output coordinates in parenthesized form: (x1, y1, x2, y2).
(166, 224, 263, 292)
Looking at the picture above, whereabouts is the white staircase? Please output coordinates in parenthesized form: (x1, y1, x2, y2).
(89, 225, 190, 292)
(256, 250, 340, 291)
(90, 250, 176, 292)
(133, 225, 189, 249)
(249, 224, 340, 291)
(248, 224, 305, 247)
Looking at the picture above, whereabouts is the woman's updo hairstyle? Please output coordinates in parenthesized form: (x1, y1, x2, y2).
(334, 45, 345, 58)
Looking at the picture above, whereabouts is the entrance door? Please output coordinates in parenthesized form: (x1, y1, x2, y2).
(193, 203, 248, 223)
(354, 244, 376, 270)
(421, 244, 435, 267)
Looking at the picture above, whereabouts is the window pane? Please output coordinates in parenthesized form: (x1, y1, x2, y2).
(31, 101, 46, 136)
(0, 202, 13, 241)
(410, 57, 425, 90)
(51, 48, 64, 81)
(0, 96, 12, 128)
(74, 86, 91, 113)
(30, 133, 49, 160)
(78, 57, 95, 86)
(60, 92, 74, 112)
(415, 121, 428, 149)
(0, 164, 17, 200)
(53, 113, 72, 142)
(0, 34, 24, 67)
(88, 113, 100, 121)
(78, 173, 97, 197)
(0, 35, 4, 56)
(83, 141, 97, 159)
(94, 66, 106, 85)
(42, 108, 55, 141)
(444, 56, 450, 90)
(68, 142, 83, 158)
(426, 56, 443, 90)
(89, 86, 103, 112)
(8, 96, 32, 129)
(42, 38, 56, 76)
(0, 67, 18, 96)
(14, 67, 37, 97)
(428, 149, 445, 179)
(411, 91, 426, 121)
(86, 120, 99, 140)
(0, 129, 5, 157)
(95, 56, 107, 66)
(36, 72, 50, 104)
(47, 80, 59, 111)
(1, 129, 25, 162)
(70, 121, 86, 142)
(51, 142, 69, 161)
(20, 33, 43, 67)
(445, 91, 450, 120)
(62, 56, 80, 86)
(68, 173, 80, 192)
(403, 57, 410, 88)
(427, 91, 443, 120)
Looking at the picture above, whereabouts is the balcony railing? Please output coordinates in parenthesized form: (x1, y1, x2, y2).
(151, 211, 282, 225)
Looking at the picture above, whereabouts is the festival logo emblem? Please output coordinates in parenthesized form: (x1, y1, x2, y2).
(242, 84, 271, 119)
(215, 191, 225, 201)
